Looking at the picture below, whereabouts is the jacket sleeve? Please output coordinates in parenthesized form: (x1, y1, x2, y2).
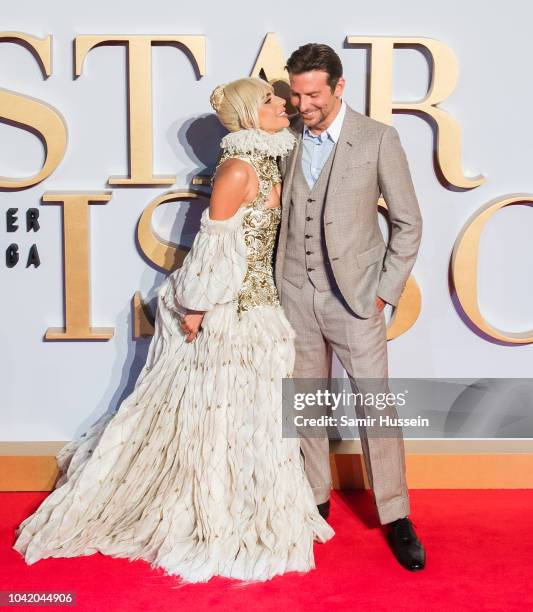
(376, 125, 423, 307)
(159, 206, 248, 314)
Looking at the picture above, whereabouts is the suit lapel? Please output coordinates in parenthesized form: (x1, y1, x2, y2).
(281, 132, 301, 226)
(276, 128, 301, 288)
(325, 106, 366, 206)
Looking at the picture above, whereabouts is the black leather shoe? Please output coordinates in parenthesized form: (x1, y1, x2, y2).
(386, 517, 425, 571)
(317, 500, 330, 520)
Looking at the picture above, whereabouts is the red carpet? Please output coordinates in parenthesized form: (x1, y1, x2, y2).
(1, 490, 531, 611)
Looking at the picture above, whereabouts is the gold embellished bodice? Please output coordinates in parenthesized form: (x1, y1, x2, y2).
(214, 150, 282, 315)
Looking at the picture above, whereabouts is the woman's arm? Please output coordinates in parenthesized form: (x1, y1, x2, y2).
(177, 158, 256, 341)
(209, 158, 258, 220)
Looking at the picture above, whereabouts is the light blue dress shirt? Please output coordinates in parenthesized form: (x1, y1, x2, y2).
(301, 100, 347, 189)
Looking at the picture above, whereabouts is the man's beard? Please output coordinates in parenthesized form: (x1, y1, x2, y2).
(301, 108, 328, 130)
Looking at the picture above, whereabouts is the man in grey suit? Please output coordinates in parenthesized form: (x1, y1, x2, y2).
(275, 43, 425, 570)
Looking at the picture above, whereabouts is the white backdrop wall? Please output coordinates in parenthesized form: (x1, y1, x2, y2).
(1, 0, 532, 441)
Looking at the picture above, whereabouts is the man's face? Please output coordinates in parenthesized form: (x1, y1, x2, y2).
(289, 70, 345, 132)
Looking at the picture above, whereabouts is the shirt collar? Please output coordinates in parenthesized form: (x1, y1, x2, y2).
(303, 99, 346, 144)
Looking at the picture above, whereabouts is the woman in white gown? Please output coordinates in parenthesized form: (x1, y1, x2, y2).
(13, 77, 334, 583)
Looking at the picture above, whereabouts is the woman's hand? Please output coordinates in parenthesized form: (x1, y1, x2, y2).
(179, 310, 205, 342)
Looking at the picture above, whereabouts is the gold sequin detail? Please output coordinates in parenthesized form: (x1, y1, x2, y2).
(214, 150, 282, 315)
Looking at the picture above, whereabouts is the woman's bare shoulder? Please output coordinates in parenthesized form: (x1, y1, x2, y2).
(214, 157, 255, 183)
(210, 158, 257, 220)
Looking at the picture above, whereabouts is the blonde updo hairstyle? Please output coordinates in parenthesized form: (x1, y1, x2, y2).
(210, 77, 273, 132)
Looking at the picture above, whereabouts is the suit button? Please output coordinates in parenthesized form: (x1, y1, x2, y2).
(306, 251, 313, 255)
(306, 216, 313, 221)
(305, 234, 313, 239)
(307, 267, 315, 272)
(307, 198, 315, 203)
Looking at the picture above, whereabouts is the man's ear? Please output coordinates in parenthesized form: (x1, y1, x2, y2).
(335, 77, 346, 98)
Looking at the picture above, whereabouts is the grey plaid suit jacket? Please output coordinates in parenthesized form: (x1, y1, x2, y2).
(275, 104, 422, 319)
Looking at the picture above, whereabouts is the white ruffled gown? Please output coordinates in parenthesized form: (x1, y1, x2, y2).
(13, 133, 335, 583)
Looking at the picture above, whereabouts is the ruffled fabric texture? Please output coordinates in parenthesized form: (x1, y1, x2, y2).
(160, 207, 248, 314)
(13, 204, 334, 584)
(220, 128, 296, 158)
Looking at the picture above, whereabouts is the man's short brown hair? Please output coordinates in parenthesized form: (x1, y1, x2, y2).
(285, 43, 343, 91)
